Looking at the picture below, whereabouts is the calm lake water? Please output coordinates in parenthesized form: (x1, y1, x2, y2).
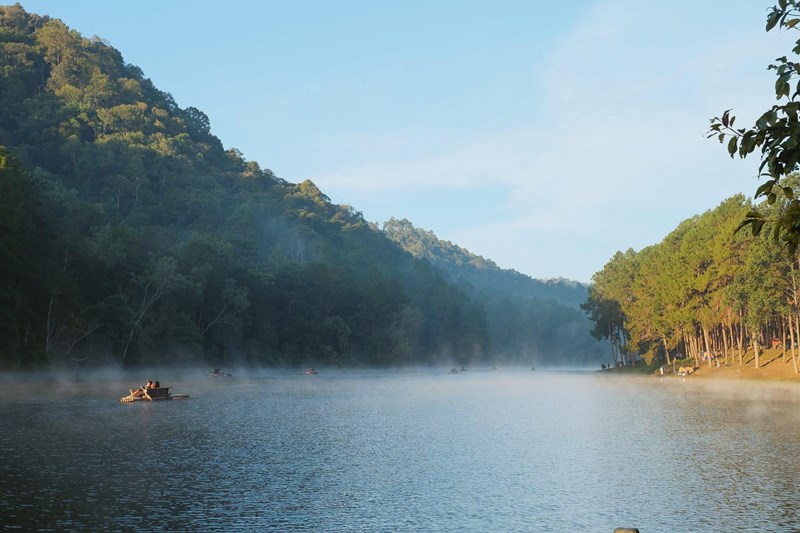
(2, 368, 800, 532)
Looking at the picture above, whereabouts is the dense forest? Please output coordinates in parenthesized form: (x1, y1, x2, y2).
(0, 4, 603, 369)
(583, 192, 800, 373)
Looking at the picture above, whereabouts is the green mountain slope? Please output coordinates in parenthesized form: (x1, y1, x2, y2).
(0, 4, 603, 369)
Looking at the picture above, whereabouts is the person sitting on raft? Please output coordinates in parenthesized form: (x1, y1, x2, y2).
(129, 380, 154, 398)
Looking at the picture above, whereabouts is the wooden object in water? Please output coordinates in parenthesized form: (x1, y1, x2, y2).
(120, 387, 188, 403)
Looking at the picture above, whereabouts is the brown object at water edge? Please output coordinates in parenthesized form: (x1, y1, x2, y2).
(614, 529, 640, 533)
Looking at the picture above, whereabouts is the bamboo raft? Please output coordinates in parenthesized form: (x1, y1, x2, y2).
(120, 387, 189, 403)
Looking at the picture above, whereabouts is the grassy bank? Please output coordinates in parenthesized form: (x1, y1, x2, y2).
(669, 348, 800, 382)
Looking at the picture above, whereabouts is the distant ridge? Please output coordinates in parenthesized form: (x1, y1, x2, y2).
(382, 218, 588, 309)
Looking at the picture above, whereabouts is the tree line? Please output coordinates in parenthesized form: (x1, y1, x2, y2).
(583, 193, 800, 373)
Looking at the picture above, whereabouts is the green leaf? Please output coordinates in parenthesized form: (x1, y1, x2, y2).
(768, 109, 779, 125)
(747, 180, 775, 196)
(727, 136, 738, 157)
(736, 215, 766, 237)
(768, 10, 781, 31)
(756, 114, 768, 129)
(776, 73, 792, 98)
(741, 131, 757, 154)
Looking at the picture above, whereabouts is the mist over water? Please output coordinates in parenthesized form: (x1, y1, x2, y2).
(2, 369, 799, 531)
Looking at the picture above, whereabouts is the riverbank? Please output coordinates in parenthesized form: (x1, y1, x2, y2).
(598, 348, 800, 381)
(678, 348, 800, 382)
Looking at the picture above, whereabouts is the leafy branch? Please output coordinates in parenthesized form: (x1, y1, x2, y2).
(708, 1, 800, 251)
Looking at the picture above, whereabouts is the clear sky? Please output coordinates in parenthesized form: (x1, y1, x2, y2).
(16, 0, 797, 283)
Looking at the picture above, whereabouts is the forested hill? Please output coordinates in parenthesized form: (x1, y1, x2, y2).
(0, 4, 603, 369)
(382, 218, 603, 366)
(383, 218, 588, 309)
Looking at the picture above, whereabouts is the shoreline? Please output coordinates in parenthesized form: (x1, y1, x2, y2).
(670, 348, 800, 382)
(597, 347, 800, 382)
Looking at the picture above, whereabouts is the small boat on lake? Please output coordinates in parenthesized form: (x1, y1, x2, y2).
(304, 368, 318, 375)
(210, 367, 232, 377)
(119, 386, 189, 403)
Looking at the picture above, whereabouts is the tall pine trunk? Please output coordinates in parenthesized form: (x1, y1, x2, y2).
(738, 321, 745, 366)
(793, 315, 800, 374)
(781, 318, 787, 363)
(752, 328, 761, 369)
(722, 324, 730, 366)
(702, 326, 713, 368)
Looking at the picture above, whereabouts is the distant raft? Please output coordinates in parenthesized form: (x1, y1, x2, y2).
(120, 386, 189, 403)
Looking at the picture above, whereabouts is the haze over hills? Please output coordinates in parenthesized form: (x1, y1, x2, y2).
(0, 4, 604, 369)
(383, 218, 588, 309)
(383, 218, 602, 366)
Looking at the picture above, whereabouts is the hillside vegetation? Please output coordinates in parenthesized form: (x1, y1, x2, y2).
(383, 218, 588, 308)
(383, 218, 603, 365)
(0, 4, 603, 369)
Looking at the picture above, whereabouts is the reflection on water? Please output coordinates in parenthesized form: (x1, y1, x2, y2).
(2, 370, 800, 531)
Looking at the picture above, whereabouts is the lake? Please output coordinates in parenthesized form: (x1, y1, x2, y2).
(2, 368, 800, 532)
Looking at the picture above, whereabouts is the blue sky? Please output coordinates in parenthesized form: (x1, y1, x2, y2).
(17, 0, 797, 282)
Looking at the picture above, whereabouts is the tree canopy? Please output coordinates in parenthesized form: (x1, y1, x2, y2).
(584, 193, 800, 374)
